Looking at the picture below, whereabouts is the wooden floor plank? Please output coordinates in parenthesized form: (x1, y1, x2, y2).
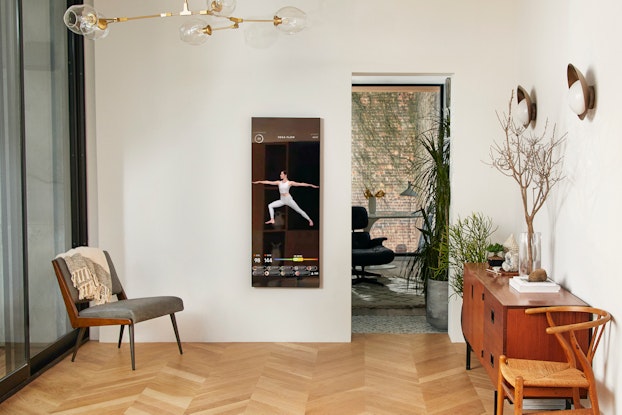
(0, 334, 501, 414)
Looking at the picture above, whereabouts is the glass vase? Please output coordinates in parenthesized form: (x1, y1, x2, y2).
(518, 232, 541, 276)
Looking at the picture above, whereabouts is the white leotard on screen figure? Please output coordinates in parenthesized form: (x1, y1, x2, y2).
(278, 181, 291, 194)
(268, 181, 311, 221)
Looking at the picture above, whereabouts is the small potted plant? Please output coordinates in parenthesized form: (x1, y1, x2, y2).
(486, 243, 505, 267)
(445, 212, 497, 298)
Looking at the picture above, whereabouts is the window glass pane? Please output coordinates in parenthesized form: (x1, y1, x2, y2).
(1, 0, 27, 379)
(22, 0, 73, 355)
(352, 85, 442, 253)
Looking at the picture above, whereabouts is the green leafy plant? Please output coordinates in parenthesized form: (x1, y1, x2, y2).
(444, 212, 497, 297)
(405, 113, 451, 292)
(486, 243, 504, 254)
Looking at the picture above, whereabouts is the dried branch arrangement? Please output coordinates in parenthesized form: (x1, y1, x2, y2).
(488, 91, 566, 271)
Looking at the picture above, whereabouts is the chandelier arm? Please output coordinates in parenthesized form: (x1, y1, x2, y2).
(105, 9, 220, 24)
(211, 23, 240, 31)
(238, 18, 277, 23)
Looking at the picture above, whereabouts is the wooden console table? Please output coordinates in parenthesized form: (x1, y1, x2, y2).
(462, 263, 588, 388)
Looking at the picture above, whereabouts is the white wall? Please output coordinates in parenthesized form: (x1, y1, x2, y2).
(512, 1, 622, 412)
(91, 0, 518, 344)
(90, 0, 622, 412)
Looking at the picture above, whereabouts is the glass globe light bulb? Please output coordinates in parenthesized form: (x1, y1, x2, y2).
(568, 79, 586, 115)
(179, 20, 211, 45)
(83, 26, 110, 39)
(274, 7, 307, 34)
(516, 99, 530, 127)
(210, 0, 237, 16)
(64, 5, 108, 37)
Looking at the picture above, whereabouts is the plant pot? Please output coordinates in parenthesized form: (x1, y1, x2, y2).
(426, 279, 448, 330)
(487, 256, 504, 267)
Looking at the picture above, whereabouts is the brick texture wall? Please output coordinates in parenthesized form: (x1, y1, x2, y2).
(352, 87, 441, 253)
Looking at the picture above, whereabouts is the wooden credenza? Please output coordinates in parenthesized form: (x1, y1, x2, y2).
(461, 263, 588, 385)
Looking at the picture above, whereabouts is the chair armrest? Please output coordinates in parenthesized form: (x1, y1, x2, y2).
(369, 237, 388, 247)
(525, 305, 591, 315)
(525, 306, 611, 334)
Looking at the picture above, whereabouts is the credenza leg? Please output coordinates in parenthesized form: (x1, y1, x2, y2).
(466, 342, 471, 370)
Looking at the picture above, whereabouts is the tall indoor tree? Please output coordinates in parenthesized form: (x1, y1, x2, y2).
(489, 91, 566, 274)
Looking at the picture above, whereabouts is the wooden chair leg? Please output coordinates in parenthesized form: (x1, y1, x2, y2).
(118, 325, 125, 348)
(129, 323, 135, 370)
(170, 314, 183, 355)
(587, 385, 599, 414)
(571, 387, 582, 409)
(496, 356, 506, 415)
(496, 390, 505, 414)
(514, 377, 524, 415)
(72, 327, 87, 362)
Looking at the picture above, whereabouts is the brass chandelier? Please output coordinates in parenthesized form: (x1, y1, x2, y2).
(63, 0, 307, 45)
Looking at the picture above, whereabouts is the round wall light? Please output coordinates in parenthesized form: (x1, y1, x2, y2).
(567, 64, 595, 120)
(516, 85, 536, 127)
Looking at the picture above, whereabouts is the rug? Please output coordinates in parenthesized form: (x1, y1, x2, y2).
(351, 274, 424, 309)
(350, 262, 442, 333)
(352, 315, 446, 334)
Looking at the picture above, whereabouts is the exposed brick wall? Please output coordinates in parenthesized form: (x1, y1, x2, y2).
(352, 88, 440, 252)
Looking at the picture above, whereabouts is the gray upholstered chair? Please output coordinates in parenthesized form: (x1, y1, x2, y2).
(52, 250, 184, 370)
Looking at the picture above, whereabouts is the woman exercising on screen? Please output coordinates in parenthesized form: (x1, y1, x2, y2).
(253, 170, 319, 226)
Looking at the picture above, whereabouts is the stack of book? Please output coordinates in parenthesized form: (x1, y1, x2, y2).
(509, 276, 560, 293)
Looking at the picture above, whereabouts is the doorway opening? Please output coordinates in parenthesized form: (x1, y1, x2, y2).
(350, 74, 450, 334)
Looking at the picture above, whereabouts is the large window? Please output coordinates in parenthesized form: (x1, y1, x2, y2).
(351, 84, 443, 253)
(1, 0, 86, 400)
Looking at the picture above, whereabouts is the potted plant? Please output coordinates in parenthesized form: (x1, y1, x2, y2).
(443, 212, 497, 298)
(486, 243, 504, 257)
(404, 114, 450, 329)
(485, 242, 505, 267)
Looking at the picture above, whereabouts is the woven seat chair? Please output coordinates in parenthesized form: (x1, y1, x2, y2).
(52, 248, 184, 370)
(496, 306, 611, 415)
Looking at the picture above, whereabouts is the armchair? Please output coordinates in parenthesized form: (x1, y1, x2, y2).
(351, 206, 395, 285)
(52, 247, 184, 370)
(496, 306, 611, 414)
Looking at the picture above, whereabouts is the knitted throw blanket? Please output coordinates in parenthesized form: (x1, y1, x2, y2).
(62, 250, 112, 305)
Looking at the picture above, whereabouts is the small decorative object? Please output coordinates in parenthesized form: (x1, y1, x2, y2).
(509, 275, 560, 293)
(528, 268, 547, 282)
(503, 234, 519, 254)
(502, 234, 519, 272)
(368, 196, 376, 214)
(502, 251, 519, 272)
(364, 189, 385, 214)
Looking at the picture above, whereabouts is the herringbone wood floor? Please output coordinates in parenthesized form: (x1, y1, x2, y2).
(0, 334, 509, 414)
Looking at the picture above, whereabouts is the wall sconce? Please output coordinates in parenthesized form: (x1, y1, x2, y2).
(567, 64, 595, 120)
(516, 86, 536, 127)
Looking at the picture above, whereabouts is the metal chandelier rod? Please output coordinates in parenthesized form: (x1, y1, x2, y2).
(63, 0, 307, 45)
